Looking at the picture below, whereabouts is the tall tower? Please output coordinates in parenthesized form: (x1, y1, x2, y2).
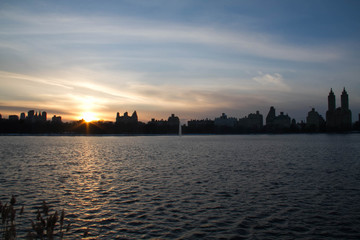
(341, 87, 349, 110)
(116, 112, 120, 123)
(28, 110, 35, 119)
(266, 106, 276, 125)
(328, 88, 336, 111)
(326, 89, 336, 129)
(131, 111, 138, 122)
(42, 111, 47, 121)
(340, 87, 352, 130)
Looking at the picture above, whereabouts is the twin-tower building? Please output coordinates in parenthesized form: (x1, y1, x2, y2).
(326, 88, 352, 130)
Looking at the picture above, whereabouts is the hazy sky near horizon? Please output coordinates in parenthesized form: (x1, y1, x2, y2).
(1, 0, 360, 122)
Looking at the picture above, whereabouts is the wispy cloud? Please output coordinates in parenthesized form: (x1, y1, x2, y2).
(0, 71, 73, 89)
(0, 10, 343, 63)
(0, 3, 359, 122)
(252, 72, 290, 91)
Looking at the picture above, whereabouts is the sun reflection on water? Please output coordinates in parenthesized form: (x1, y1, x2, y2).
(61, 138, 118, 236)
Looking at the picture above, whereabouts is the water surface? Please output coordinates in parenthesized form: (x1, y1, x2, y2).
(1, 134, 360, 239)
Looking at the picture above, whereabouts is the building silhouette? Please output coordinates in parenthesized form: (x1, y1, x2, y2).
(238, 111, 263, 131)
(354, 113, 360, 130)
(114, 111, 140, 133)
(187, 119, 214, 133)
(146, 114, 180, 134)
(168, 114, 180, 126)
(274, 112, 291, 129)
(326, 88, 352, 131)
(52, 115, 62, 123)
(1, 87, 358, 134)
(265, 106, 291, 131)
(28, 110, 35, 120)
(214, 113, 237, 127)
(266, 106, 276, 126)
(9, 115, 19, 121)
(116, 111, 138, 124)
(26, 110, 47, 122)
(41, 111, 47, 121)
(306, 108, 325, 131)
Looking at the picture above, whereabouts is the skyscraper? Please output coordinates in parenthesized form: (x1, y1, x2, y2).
(42, 111, 47, 121)
(326, 88, 352, 131)
(340, 88, 352, 129)
(341, 88, 349, 110)
(28, 110, 35, 120)
(266, 106, 276, 126)
(328, 88, 335, 112)
(326, 89, 336, 129)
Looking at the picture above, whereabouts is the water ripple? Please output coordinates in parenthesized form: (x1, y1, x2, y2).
(1, 135, 360, 239)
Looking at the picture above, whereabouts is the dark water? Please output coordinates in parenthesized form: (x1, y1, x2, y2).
(1, 134, 360, 239)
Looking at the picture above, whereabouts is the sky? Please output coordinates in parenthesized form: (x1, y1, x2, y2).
(0, 0, 360, 123)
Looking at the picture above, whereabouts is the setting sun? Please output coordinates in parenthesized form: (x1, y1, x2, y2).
(82, 112, 97, 122)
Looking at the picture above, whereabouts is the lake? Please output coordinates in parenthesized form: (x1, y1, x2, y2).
(1, 134, 360, 239)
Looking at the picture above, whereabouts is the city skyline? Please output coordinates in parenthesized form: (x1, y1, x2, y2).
(1, 1, 360, 122)
(1, 91, 359, 134)
(1, 88, 358, 128)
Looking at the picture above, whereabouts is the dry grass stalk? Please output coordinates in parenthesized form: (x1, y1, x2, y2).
(1, 196, 70, 240)
(0, 197, 17, 240)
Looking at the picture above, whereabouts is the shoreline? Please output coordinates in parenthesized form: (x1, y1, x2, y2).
(1, 131, 359, 137)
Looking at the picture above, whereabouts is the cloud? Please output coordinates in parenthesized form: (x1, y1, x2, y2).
(252, 73, 290, 91)
(1, 5, 358, 123)
(0, 9, 343, 63)
(0, 67, 292, 122)
(0, 71, 73, 89)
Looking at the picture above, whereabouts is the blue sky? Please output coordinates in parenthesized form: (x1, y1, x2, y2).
(0, 0, 359, 122)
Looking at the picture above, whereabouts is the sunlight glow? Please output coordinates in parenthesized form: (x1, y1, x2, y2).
(82, 112, 97, 122)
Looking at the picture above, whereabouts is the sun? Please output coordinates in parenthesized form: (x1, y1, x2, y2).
(82, 112, 97, 122)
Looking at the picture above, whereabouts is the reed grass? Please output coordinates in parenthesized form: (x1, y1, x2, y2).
(0, 196, 71, 240)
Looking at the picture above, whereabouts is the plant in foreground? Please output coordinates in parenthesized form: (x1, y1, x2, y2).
(0, 196, 18, 240)
(1, 196, 71, 240)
